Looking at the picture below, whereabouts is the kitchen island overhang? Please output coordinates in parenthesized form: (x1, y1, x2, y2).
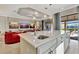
(19, 31, 70, 54)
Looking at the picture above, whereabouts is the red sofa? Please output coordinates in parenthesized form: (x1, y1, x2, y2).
(5, 32, 20, 44)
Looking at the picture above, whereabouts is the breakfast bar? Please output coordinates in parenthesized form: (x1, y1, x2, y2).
(19, 31, 70, 54)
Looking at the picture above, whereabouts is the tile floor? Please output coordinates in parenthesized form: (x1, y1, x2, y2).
(65, 39, 79, 54)
(0, 35, 20, 54)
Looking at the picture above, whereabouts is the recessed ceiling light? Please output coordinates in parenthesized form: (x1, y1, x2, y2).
(44, 15, 47, 18)
(33, 17, 36, 19)
(35, 12, 38, 15)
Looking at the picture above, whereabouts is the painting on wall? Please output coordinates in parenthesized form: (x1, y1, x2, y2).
(9, 22, 19, 29)
(20, 23, 30, 28)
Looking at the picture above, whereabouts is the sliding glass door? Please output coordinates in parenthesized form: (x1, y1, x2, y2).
(66, 20, 79, 40)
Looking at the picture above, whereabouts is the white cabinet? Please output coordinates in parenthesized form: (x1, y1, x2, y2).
(43, 49, 51, 54)
(43, 49, 56, 54)
(20, 33, 70, 54)
(64, 33, 70, 52)
(56, 42, 64, 54)
(38, 39, 56, 54)
(55, 33, 70, 54)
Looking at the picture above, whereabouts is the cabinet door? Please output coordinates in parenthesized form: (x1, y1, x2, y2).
(38, 39, 56, 54)
(56, 42, 64, 54)
(64, 33, 70, 52)
(43, 49, 51, 54)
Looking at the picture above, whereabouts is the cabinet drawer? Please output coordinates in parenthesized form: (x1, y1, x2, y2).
(38, 39, 56, 54)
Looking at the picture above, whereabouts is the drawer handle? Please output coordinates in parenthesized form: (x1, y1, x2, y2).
(48, 50, 53, 54)
(48, 52, 51, 54)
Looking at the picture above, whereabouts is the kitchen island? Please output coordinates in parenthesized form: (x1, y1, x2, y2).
(19, 31, 70, 54)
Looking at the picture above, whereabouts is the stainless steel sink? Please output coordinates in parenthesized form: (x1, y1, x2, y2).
(37, 35, 49, 40)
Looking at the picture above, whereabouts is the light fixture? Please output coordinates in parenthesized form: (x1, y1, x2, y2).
(31, 23, 34, 26)
(33, 17, 36, 20)
(44, 15, 47, 18)
(35, 12, 38, 15)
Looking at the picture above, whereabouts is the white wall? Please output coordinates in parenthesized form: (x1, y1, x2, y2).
(0, 16, 21, 33)
(0, 16, 7, 34)
(0, 16, 41, 33)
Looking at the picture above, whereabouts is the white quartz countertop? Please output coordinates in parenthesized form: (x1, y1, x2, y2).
(19, 31, 64, 48)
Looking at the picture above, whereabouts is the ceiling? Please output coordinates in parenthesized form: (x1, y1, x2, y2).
(0, 4, 79, 20)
